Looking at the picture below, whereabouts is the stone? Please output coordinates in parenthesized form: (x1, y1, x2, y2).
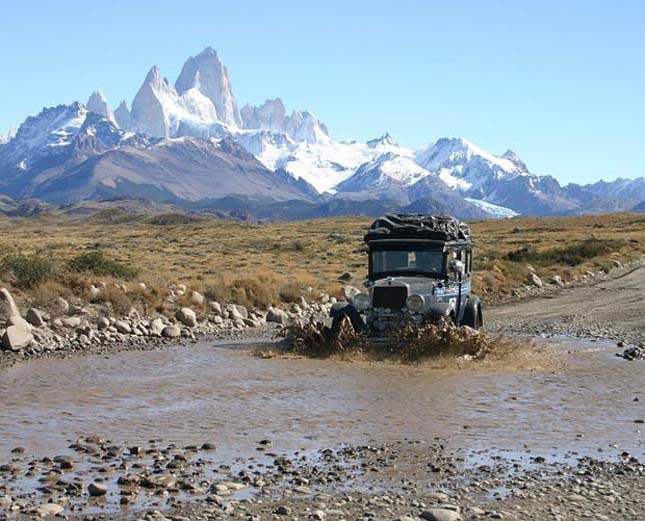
(338, 271, 354, 281)
(0, 287, 21, 324)
(551, 275, 565, 287)
(226, 304, 248, 320)
(2, 323, 33, 351)
(114, 320, 132, 334)
(209, 301, 222, 314)
(26, 308, 45, 327)
(312, 510, 327, 520)
(97, 317, 110, 330)
(342, 285, 361, 302)
(420, 509, 461, 521)
(150, 318, 165, 336)
(191, 291, 205, 305)
(266, 307, 289, 324)
(274, 506, 291, 516)
(89, 285, 101, 299)
(33, 503, 64, 517)
(162, 325, 181, 338)
(88, 481, 108, 496)
(61, 316, 82, 328)
(56, 297, 70, 313)
(176, 307, 197, 327)
(142, 473, 177, 489)
(528, 272, 543, 288)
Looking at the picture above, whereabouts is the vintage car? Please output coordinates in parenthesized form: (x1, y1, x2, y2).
(331, 213, 482, 335)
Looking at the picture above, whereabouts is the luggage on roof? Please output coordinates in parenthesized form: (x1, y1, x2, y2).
(364, 213, 471, 243)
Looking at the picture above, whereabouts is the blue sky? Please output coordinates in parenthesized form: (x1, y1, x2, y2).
(1, 0, 643, 184)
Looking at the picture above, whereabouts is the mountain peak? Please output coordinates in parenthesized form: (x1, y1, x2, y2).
(501, 149, 529, 172)
(175, 47, 241, 127)
(367, 133, 398, 148)
(198, 46, 219, 57)
(86, 89, 115, 124)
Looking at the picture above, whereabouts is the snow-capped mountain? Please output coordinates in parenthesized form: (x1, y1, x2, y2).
(0, 104, 315, 205)
(86, 90, 116, 125)
(1, 46, 643, 220)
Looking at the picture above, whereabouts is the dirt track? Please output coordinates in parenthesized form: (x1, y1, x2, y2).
(487, 266, 645, 345)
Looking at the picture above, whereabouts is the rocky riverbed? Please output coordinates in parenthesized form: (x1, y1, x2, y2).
(1, 264, 645, 519)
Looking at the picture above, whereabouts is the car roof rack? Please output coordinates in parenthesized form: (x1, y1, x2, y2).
(364, 213, 471, 243)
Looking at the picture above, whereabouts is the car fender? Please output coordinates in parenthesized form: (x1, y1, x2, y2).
(425, 302, 454, 318)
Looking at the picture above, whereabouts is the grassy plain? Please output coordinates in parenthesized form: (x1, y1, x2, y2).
(1, 211, 644, 313)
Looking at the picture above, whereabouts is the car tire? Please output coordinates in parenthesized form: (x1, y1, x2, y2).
(462, 297, 483, 330)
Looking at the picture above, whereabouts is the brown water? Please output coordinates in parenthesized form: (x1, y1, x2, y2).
(1, 339, 643, 463)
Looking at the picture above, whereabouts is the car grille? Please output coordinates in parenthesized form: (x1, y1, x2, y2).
(372, 286, 408, 310)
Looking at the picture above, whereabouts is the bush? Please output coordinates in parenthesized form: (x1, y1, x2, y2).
(68, 251, 138, 280)
(505, 239, 625, 267)
(0, 252, 63, 289)
(278, 281, 302, 303)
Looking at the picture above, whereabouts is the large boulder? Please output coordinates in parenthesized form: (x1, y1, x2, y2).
(149, 317, 165, 336)
(114, 320, 132, 334)
(0, 287, 21, 324)
(209, 301, 222, 315)
(162, 325, 181, 338)
(266, 307, 289, 325)
(176, 308, 197, 327)
(26, 308, 45, 327)
(191, 291, 205, 306)
(2, 322, 33, 351)
(226, 304, 248, 320)
(528, 272, 543, 288)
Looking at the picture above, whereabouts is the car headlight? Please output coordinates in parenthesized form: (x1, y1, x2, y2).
(352, 292, 371, 311)
(406, 294, 425, 313)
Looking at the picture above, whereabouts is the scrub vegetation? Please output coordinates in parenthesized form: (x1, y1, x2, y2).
(0, 211, 643, 314)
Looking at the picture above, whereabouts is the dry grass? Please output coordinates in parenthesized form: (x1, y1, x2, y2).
(0, 212, 644, 311)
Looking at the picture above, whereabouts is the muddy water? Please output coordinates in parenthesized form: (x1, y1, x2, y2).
(1, 339, 643, 462)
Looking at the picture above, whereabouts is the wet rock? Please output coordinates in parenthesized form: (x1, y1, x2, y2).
(176, 308, 197, 327)
(26, 308, 45, 327)
(420, 508, 461, 521)
(88, 481, 108, 496)
(200, 443, 216, 450)
(162, 325, 181, 338)
(32, 502, 64, 517)
(142, 473, 177, 489)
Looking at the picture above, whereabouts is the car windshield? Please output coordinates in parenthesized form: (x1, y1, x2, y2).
(371, 250, 443, 275)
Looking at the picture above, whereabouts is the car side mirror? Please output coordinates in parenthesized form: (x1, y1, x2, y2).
(449, 259, 465, 275)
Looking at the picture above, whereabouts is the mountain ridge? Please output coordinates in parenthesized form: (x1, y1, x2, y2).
(1, 46, 643, 219)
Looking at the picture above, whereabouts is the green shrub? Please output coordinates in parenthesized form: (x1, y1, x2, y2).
(68, 251, 138, 280)
(505, 239, 625, 267)
(0, 252, 63, 289)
